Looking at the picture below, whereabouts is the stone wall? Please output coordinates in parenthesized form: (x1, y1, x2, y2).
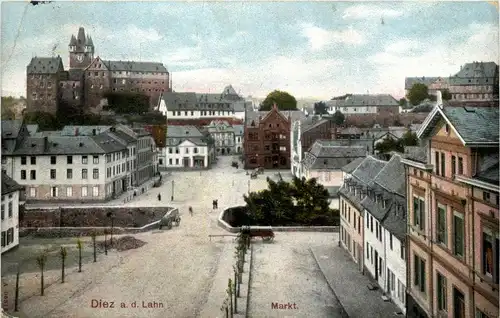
(21, 206, 172, 228)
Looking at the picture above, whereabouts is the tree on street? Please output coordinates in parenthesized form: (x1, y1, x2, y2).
(331, 110, 345, 125)
(258, 90, 298, 111)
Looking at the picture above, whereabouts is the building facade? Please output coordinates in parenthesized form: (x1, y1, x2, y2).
(402, 103, 499, 318)
(206, 120, 236, 155)
(233, 124, 244, 154)
(164, 125, 212, 169)
(1, 173, 23, 254)
(325, 94, 400, 115)
(244, 104, 292, 169)
(26, 27, 171, 115)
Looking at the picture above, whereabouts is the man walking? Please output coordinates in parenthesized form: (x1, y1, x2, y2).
(189, 206, 193, 216)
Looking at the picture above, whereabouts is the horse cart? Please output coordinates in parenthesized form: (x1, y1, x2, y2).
(240, 226, 275, 242)
(231, 161, 239, 168)
(159, 208, 181, 230)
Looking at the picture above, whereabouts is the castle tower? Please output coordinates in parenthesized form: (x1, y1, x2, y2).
(68, 27, 94, 69)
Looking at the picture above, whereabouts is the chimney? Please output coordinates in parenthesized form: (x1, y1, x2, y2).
(436, 90, 443, 109)
(75, 127, 79, 136)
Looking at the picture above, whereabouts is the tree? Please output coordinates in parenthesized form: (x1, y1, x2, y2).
(24, 111, 60, 130)
(313, 101, 328, 115)
(398, 98, 408, 107)
(331, 110, 345, 126)
(76, 238, 83, 272)
(375, 136, 402, 154)
(36, 250, 48, 296)
(91, 232, 97, 263)
(406, 83, 429, 106)
(103, 91, 150, 114)
(399, 130, 418, 147)
(1, 96, 20, 120)
(258, 90, 297, 111)
(441, 89, 452, 101)
(60, 246, 67, 283)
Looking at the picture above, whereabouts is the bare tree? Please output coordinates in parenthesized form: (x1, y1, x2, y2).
(36, 250, 48, 296)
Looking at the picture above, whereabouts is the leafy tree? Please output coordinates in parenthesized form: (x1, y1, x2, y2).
(331, 110, 345, 126)
(313, 101, 328, 115)
(400, 130, 418, 147)
(375, 136, 402, 154)
(24, 111, 60, 130)
(406, 83, 429, 106)
(1, 96, 20, 119)
(441, 89, 452, 101)
(103, 92, 150, 114)
(242, 176, 337, 226)
(411, 104, 433, 113)
(398, 98, 408, 107)
(258, 90, 297, 111)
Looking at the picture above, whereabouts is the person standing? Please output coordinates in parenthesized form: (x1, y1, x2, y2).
(189, 206, 193, 216)
(158, 193, 162, 201)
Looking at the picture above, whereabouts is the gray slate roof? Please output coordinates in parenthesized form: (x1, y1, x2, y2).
(404, 77, 445, 89)
(442, 106, 499, 143)
(334, 94, 399, 108)
(381, 195, 407, 242)
(325, 186, 341, 198)
(61, 125, 113, 136)
(342, 157, 365, 174)
(223, 85, 238, 95)
(373, 155, 406, 196)
(166, 125, 207, 146)
(1, 173, 23, 195)
(233, 125, 244, 136)
(206, 120, 234, 133)
(476, 163, 499, 184)
(27, 57, 64, 74)
(103, 60, 168, 73)
(351, 156, 387, 185)
(11, 132, 126, 156)
(245, 109, 306, 127)
(26, 124, 39, 135)
(1, 120, 23, 139)
(402, 145, 428, 164)
(161, 92, 234, 111)
(449, 62, 498, 85)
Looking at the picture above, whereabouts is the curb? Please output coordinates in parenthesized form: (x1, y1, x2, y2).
(245, 244, 254, 318)
(309, 248, 349, 318)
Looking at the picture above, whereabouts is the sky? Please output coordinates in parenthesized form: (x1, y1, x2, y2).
(0, 1, 498, 100)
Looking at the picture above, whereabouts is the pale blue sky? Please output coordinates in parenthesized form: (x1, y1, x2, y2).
(1, 1, 498, 99)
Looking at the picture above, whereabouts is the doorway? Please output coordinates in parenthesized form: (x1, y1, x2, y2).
(183, 157, 190, 168)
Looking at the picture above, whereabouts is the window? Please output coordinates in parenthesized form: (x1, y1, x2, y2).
(51, 186, 58, 197)
(397, 280, 406, 305)
(30, 156, 36, 165)
(440, 152, 445, 177)
(20, 170, 26, 180)
(194, 148, 198, 154)
(169, 159, 172, 165)
(185, 148, 189, 154)
(7, 202, 12, 218)
(93, 156, 99, 164)
(437, 272, 447, 312)
(21, 156, 27, 165)
(476, 309, 492, 318)
(29, 187, 36, 197)
(81, 186, 88, 197)
(413, 196, 425, 231)
(175, 159, 179, 165)
(482, 227, 499, 284)
(0, 204, 3, 220)
(482, 191, 490, 202)
(50, 156, 56, 164)
(50, 169, 56, 179)
(67, 169, 73, 179)
(82, 169, 88, 179)
(458, 157, 463, 174)
(453, 287, 465, 318)
(413, 254, 426, 294)
(451, 155, 456, 176)
(92, 186, 99, 197)
(175, 148, 179, 154)
(93, 169, 99, 179)
(389, 234, 393, 250)
(453, 211, 465, 258)
(366, 242, 370, 259)
(169, 148, 173, 154)
(435, 151, 440, 175)
(67, 156, 73, 164)
(437, 203, 447, 245)
(66, 187, 73, 197)
(82, 155, 88, 164)
(30, 170, 36, 180)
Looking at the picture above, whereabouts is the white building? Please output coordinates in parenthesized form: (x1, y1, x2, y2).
(325, 94, 400, 115)
(157, 85, 248, 121)
(290, 120, 303, 178)
(233, 124, 244, 154)
(164, 125, 212, 169)
(361, 155, 407, 314)
(1, 173, 23, 254)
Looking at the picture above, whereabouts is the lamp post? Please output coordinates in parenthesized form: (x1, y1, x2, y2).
(171, 180, 175, 201)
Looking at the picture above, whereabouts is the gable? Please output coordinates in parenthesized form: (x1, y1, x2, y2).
(260, 109, 288, 128)
(179, 139, 195, 148)
(85, 57, 109, 71)
(433, 120, 461, 141)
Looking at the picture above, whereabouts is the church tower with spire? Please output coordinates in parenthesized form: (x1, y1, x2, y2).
(68, 27, 94, 69)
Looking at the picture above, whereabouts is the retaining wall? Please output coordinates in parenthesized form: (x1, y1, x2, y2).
(218, 208, 339, 233)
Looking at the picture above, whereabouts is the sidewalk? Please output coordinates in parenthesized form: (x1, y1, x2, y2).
(310, 246, 402, 318)
(25, 173, 167, 209)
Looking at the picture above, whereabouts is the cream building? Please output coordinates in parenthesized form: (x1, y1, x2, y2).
(1, 173, 23, 254)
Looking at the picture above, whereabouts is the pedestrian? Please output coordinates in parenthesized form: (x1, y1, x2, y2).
(189, 206, 193, 216)
(212, 200, 216, 210)
(158, 193, 161, 201)
(215, 199, 218, 209)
